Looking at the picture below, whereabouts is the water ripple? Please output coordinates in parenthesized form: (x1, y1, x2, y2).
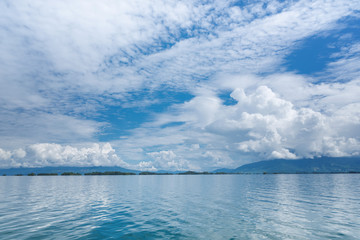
(0, 175, 360, 239)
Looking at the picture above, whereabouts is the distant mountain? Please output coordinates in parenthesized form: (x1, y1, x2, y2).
(155, 170, 182, 174)
(213, 168, 234, 173)
(0, 166, 139, 176)
(214, 157, 360, 174)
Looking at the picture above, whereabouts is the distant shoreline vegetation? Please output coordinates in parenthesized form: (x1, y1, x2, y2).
(2, 171, 360, 176)
(61, 172, 82, 176)
(139, 172, 173, 175)
(84, 171, 136, 175)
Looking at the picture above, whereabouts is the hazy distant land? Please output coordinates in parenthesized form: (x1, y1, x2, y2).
(1, 157, 360, 176)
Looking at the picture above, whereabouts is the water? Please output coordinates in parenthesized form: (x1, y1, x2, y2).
(0, 174, 360, 239)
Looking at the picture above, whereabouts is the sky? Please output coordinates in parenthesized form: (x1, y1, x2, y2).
(0, 0, 360, 171)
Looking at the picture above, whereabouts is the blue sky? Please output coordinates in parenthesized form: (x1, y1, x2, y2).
(0, 0, 360, 171)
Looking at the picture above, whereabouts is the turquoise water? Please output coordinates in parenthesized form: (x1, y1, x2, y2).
(0, 174, 360, 239)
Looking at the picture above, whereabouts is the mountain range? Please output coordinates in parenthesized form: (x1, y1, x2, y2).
(1, 157, 360, 175)
(214, 157, 360, 174)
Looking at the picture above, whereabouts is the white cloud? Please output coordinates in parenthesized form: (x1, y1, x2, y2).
(1, 0, 360, 170)
(1, 0, 358, 100)
(0, 149, 12, 161)
(0, 0, 209, 96)
(322, 137, 360, 157)
(2, 72, 359, 170)
(137, 161, 157, 172)
(112, 76, 360, 169)
(0, 148, 26, 163)
(13, 148, 26, 159)
(215, 73, 360, 113)
(146, 150, 191, 171)
(142, 0, 360, 89)
(0, 143, 128, 168)
(327, 42, 360, 81)
(29, 142, 128, 167)
(202, 150, 234, 167)
(216, 84, 359, 159)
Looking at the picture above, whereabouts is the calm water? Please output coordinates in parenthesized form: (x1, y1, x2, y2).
(1, 175, 360, 239)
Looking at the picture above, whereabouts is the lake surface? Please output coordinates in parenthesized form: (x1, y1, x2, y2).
(0, 174, 360, 239)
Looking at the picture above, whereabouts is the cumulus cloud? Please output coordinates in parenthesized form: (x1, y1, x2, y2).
(13, 148, 27, 159)
(144, 150, 192, 171)
(113, 76, 360, 169)
(210, 84, 359, 159)
(0, 143, 128, 168)
(0, 149, 12, 161)
(0, 148, 26, 168)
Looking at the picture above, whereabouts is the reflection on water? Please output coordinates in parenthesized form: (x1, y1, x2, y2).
(0, 175, 360, 239)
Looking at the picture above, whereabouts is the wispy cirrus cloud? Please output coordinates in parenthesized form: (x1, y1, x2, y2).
(2, 0, 358, 99)
(326, 42, 360, 82)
